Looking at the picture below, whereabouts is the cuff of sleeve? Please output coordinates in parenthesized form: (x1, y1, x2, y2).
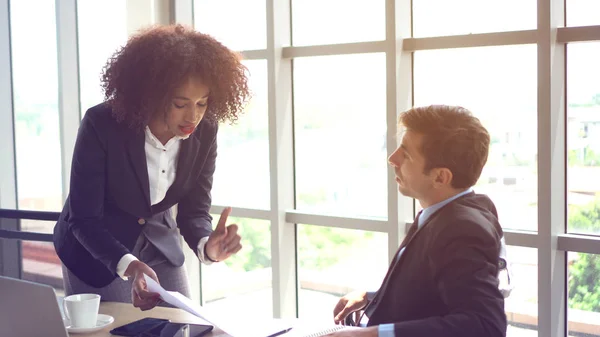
(197, 236, 215, 265)
(116, 254, 139, 280)
(378, 324, 395, 337)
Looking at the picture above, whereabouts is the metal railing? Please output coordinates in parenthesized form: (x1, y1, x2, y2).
(0, 208, 59, 242)
(0, 208, 61, 282)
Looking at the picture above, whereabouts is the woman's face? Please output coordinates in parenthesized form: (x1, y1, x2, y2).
(151, 76, 210, 141)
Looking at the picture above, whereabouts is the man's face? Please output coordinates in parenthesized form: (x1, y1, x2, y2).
(388, 130, 436, 200)
(163, 76, 210, 139)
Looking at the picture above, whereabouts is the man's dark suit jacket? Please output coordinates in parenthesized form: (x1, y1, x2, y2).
(365, 192, 507, 337)
(53, 103, 217, 288)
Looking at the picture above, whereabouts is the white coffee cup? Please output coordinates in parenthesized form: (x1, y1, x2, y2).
(63, 293, 101, 328)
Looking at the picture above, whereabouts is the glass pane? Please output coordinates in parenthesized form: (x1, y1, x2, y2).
(211, 60, 269, 209)
(202, 216, 272, 319)
(567, 42, 600, 236)
(21, 239, 64, 295)
(568, 252, 600, 336)
(505, 246, 538, 336)
(77, 0, 127, 114)
(291, 0, 385, 46)
(297, 225, 388, 323)
(19, 219, 63, 293)
(10, 0, 62, 212)
(294, 53, 387, 218)
(194, 0, 266, 51)
(19, 220, 63, 294)
(413, 0, 536, 37)
(414, 45, 538, 231)
(567, 0, 600, 27)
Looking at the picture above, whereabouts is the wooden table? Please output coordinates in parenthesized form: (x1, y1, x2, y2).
(84, 302, 231, 337)
(85, 302, 337, 337)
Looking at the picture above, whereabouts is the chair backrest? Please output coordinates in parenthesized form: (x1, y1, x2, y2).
(498, 237, 513, 298)
(0, 276, 68, 337)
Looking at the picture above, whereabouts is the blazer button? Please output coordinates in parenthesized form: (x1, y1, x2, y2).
(138, 218, 146, 225)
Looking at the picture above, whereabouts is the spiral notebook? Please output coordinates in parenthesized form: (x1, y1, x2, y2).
(300, 325, 346, 337)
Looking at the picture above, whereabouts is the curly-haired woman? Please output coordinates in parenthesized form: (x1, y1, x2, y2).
(53, 24, 250, 311)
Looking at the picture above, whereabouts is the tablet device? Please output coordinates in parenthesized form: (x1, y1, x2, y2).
(110, 317, 170, 336)
(139, 322, 213, 337)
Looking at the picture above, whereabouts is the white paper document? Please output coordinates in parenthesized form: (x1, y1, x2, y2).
(143, 274, 214, 325)
(143, 274, 293, 337)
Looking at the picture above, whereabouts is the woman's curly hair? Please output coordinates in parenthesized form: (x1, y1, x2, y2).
(101, 24, 250, 130)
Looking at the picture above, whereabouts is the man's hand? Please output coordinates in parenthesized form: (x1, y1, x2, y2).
(124, 260, 161, 311)
(323, 326, 378, 337)
(205, 207, 242, 262)
(333, 290, 368, 324)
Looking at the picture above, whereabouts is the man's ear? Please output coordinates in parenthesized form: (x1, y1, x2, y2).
(433, 168, 453, 187)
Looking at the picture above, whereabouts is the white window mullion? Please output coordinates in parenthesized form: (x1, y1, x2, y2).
(0, 0, 16, 210)
(266, 0, 295, 319)
(385, 0, 414, 262)
(537, 0, 567, 336)
(55, 0, 81, 203)
(0, 0, 20, 279)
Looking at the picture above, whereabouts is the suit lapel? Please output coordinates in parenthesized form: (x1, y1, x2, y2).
(386, 211, 441, 274)
(173, 134, 201, 192)
(366, 215, 422, 317)
(125, 128, 151, 208)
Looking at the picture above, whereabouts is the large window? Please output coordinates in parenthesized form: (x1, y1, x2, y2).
(21, 235, 63, 293)
(567, 42, 600, 236)
(211, 60, 270, 210)
(293, 53, 388, 219)
(10, 0, 62, 213)
(192, 0, 273, 316)
(505, 246, 538, 335)
(568, 252, 600, 336)
(77, 0, 128, 114)
(202, 216, 272, 319)
(290, 0, 385, 46)
(566, 41, 600, 333)
(8, 0, 63, 288)
(297, 225, 388, 323)
(412, 0, 536, 37)
(193, 0, 266, 51)
(3, 2, 600, 336)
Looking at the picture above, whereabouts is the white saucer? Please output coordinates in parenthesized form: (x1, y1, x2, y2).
(63, 314, 115, 334)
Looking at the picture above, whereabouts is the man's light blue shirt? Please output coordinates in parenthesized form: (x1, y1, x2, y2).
(377, 188, 473, 337)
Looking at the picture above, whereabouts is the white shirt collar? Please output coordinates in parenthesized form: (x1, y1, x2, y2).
(144, 126, 187, 150)
(418, 188, 474, 228)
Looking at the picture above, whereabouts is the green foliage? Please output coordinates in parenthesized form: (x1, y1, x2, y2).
(221, 217, 271, 272)
(568, 199, 600, 312)
(568, 93, 600, 108)
(222, 216, 372, 273)
(13, 94, 53, 136)
(569, 253, 600, 312)
(297, 190, 328, 207)
(297, 225, 371, 271)
(568, 146, 600, 167)
(569, 200, 600, 233)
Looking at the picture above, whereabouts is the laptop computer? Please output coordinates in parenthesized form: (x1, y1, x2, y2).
(0, 276, 69, 337)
